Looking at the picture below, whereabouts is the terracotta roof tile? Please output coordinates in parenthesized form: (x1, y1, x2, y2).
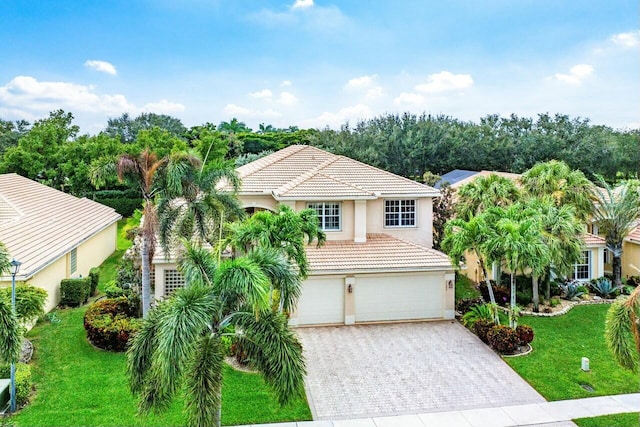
(583, 232, 605, 246)
(305, 234, 453, 273)
(626, 224, 640, 243)
(0, 174, 121, 280)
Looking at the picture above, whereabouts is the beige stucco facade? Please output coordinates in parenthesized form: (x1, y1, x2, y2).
(612, 241, 640, 278)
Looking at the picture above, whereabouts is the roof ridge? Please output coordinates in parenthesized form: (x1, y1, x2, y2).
(273, 156, 340, 196)
(316, 172, 377, 197)
(237, 145, 309, 178)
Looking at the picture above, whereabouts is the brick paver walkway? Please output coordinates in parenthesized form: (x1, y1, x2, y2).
(296, 321, 545, 420)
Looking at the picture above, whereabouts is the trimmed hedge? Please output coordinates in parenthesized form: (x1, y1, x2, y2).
(88, 268, 100, 297)
(95, 197, 142, 217)
(83, 297, 141, 352)
(0, 362, 33, 407)
(60, 278, 91, 307)
(487, 325, 519, 354)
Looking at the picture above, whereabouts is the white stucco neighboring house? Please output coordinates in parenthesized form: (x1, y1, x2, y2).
(153, 145, 455, 326)
(0, 173, 121, 311)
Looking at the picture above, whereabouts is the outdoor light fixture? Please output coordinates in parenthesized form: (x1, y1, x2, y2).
(347, 284, 353, 293)
(9, 258, 21, 413)
(447, 280, 454, 289)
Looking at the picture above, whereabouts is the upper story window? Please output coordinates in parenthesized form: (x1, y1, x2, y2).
(308, 202, 341, 231)
(385, 199, 416, 227)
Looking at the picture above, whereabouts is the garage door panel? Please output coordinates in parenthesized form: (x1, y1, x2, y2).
(297, 277, 344, 325)
(355, 274, 443, 322)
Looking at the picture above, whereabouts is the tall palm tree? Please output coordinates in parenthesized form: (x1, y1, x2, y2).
(484, 204, 549, 327)
(605, 285, 640, 373)
(591, 178, 640, 286)
(442, 214, 499, 311)
(0, 242, 20, 366)
(456, 174, 520, 220)
(527, 196, 585, 306)
(127, 243, 305, 427)
(521, 160, 594, 222)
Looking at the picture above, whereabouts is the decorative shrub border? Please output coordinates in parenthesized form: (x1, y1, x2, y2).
(518, 298, 616, 317)
(501, 343, 533, 358)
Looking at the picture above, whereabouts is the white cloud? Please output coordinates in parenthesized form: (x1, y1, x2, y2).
(393, 92, 424, 106)
(366, 86, 384, 100)
(302, 104, 373, 128)
(84, 60, 117, 76)
(143, 99, 185, 114)
(249, 89, 273, 99)
(280, 80, 292, 87)
(222, 103, 281, 118)
(344, 74, 377, 90)
(250, 4, 349, 34)
(554, 64, 594, 85)
(291, 0, 313, 10)
(415, 71, 473, 93)
(223, 103, 251, 116)
(610, 30, 640, 48)
(278, 91, 297, 105)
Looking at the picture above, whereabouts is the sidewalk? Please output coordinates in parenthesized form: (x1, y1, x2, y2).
(231, 393, 639, 427)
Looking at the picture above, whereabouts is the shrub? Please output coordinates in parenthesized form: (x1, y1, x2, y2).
(92, 189, 142, 217)
(456, 296, 484, 314)
(549, 298, 561, 307)
(487, 325, 519, 354)
(515, 325, 534, 345)
(478, 282, 511, 306)
(560, 281, 584, 301)
(0, 285, 47, 324)
(473, 319, 494, 344)
(104, 281, 129, 298)
(60, 278, 91, 306)
(624, 276, 640, 287)
(88, 267, 100, 297)
(589, 277, 622, 298)
(116, 258, 141, 291)
(84, 297, 141, 351)
(0, 362, 33, 407)
(462, 303, 500, 328)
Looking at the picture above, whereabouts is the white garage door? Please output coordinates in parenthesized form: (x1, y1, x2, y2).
(296, 277, 344, 325)
(355, 273, 443, 322)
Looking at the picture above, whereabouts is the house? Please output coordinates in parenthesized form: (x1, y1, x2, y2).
(0, 173, 121, 311)
(153, 145, 455, 326)
(439, 169, 607, 283)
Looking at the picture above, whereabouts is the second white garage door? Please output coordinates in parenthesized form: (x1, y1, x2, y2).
(355, 273, 443, 322)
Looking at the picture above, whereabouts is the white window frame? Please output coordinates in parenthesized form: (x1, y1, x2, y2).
(307, 202, 342, 231)
(384, 199, 417, 228)
(572, 251, 591, 281)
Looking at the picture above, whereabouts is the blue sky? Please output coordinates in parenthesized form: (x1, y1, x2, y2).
(1, 0, 638, 134)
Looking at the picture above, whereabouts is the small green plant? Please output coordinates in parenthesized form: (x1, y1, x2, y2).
(487, 325, 519, 354)
(0, 363, 32, 407)
(589, 277, 622, 298)
(88, 267, 100, 296)
(462, 303, 498, 327)
(550, 298, 561, 307)
(104, 281, 130, 298)
(560, 281, 584, 301)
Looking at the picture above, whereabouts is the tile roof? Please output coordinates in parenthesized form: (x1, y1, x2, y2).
(626, 224, 640, 244)
(237, 145, 439, 199)
(435, 170, 478, 189)
(583, 232, 605, 247)
(0, 173, 121, 280)
(305, 233, 453, 273)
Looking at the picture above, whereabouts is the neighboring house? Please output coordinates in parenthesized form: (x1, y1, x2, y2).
(153, 145, 455, 326)
(439, 169, 607, 283)
(0, 173, 121, 311)
(596, 223, 640, 279)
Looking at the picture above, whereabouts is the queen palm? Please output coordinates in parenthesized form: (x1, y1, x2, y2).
(127, 242, 305, 427)
(606, 286, 640, 373)
(521, 160, 594, 222)
(456, 174, 520, 220)
(591, 178, 640, 286)
(0, 241, 20, 367)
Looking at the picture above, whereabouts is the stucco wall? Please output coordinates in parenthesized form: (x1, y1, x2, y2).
(76, 223, 118, 277)
(21, 256, 67, 312)
(240, 195, 278, 212)
(366, 197, 433, 247)
(622, 241, 640, 278)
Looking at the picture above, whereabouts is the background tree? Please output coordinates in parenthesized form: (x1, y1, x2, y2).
(591, 178, 640, 286)
(0, 119, 30, 157)
(456, 174, 520, 220)
(432, 183, 455, 251)
(105, 113, 187, 144)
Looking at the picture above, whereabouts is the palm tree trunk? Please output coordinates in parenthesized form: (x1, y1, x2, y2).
(478, 258, 496, 304)
(510, 272, 516, 328)
(544, 268, 551, 300)
(141, 235, 151, 318)
(613, 253, 622, 287)
(532, 275, 539, 312)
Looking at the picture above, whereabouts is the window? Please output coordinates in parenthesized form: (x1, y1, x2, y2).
(70, 248, 77, 274)
(384, 200, 416, 227)
(572, 251, 591, 281)
(164, 269, 185, 297)
(308, 202, 341, 231)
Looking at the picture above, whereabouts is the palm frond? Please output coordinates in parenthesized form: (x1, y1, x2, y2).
(0, 298, 21, 364)
(247, 247, 302, 312)
(184, 334, 224, 427)
(605, 299, 639, 372)
(127, 303, 166, 394)
(215, 258, 270, 311)
(177, 241, 217, 287)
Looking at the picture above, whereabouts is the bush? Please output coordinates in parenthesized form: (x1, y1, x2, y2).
(92, 189, 142, 217)
(83, 297, 141, 351)
(473, 319, 494, 344)
(116, 258, 140, 291)
(88, 267, 100, 297)
(589, 277, 622, 298)
(60, 278, 91, 307)
(515, 325, 534, 345)
(487, 325, 519, 354)
(624, 276, 640, 287)
(0, 362, 33, 407)
(560, 281, 584, 301)
(456, 296, 484, 314)
(462, 303, 498, 328)
(0, 285, 47, 324)
(478, 282, 510, 306)
(104, 282, 129, 298)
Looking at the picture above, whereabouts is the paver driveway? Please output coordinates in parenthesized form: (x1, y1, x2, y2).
(296, 321, 545, 420)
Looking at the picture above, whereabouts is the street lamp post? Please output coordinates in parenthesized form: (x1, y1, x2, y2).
(9, 258, 21, 414)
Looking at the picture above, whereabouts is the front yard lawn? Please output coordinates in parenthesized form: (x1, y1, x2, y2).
(574, 412, 639, 427)
(14, 307, 311, 426)
(505, 304, 638, 401)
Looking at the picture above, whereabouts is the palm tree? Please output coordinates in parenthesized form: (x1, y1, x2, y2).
(484, 204, 549, 327)
(0, 242, 20, 367)
(521, 160, 594, 222)
(527, 196, 585, 307)
(605, 285, 640, 373)
(442, 214, 499, 312)
(127, 243, 305, 427)
(591, 178, 640, 286)
(456, 174, 520, 220)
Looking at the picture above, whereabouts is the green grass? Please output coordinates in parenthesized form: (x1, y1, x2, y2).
(574, 412, 639, 427)
(97, 218, 138, 292)
(14, 216, 311, 426)
(455, 274, 480, 301)
(505, 304, 639, 400)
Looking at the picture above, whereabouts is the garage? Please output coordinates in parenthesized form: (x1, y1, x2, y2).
(295, 276, 345, 325)
(354, 273, 444, 322)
